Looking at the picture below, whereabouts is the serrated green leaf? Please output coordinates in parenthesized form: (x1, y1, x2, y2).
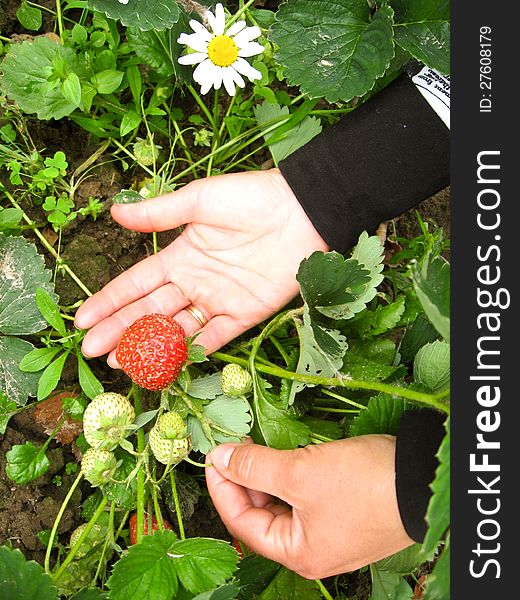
(107, 530, 179, 600)
(412, 255, 450, 342)
(0, 545, 58, 600)
(192, 584, 240, 600)
(349, 394, 414, 437)
(0, 234, 57, 335)
(253, 375, 310, 449)
(392, 0, 450, 74)
(0, 37, 88, 120)
(423, 536, 449, 600)
(6, 441, 50, 484)
(77, 355, 104, 400)
(257, 567, 321, 600)
(414, 340, 450, 392)
(188, 373, 223, 400)
(271, 1, 395, 102)
(236, 555, 280, 600)
(343, 352, 402, 382)
(37, 351, 69, 401)
(369, 565, 413, 600)
(0, 336, 40, 406)
(36, 287, 67, 336)
(352, 296, 406, 337)
(422, 419, 449, 555)
(70, 589, 108, 600)
(348, 337, 397, 366)
(19, 347, 62, 373)
(254, 101, 321, 165)
(172, 538, 239, 594)
(375, 543, 432, 575)
(88, 0, 180, 31)
(0, 391, 17, 434)
(112, 190, 145, 205)
(399, 314, 439, 365)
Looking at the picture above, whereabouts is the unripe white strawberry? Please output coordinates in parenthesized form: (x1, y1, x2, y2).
(149, 426, 190, 466)
(83, 392, 135, 450)
(69, 523, 104, 558)
(81, 447, 117, 487)
(221, 364, 252, 396)
(155, 411, 187, 439)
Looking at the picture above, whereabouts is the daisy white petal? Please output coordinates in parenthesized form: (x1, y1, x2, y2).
(226, 20, 246, 37)
(200, 78, 214, 95)
(238, 42, 264, 58)
(189, 19, 213, 41)
(213, 3, 226, 35)
(193, 59, 215, 85)
(178, 52, 207, 66)
(233, 57, 263, 82)
(228, 67, 246, 89)
(178, 33, 209, 53)
(222, 69, 236, 96)
(233, 26, 262, 47)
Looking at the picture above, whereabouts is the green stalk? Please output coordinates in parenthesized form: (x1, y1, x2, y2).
(55, 0, 64, 41)
(52, 494, 108, 582)
(44, 471, 83, 574)
(212, 351, 450, 414)
(151, 484, 165, 532)
(169, 470, 185, 540)
(91, 500, 115, 586)
(188, 85, 217, 130)
(132, 384, 146, 544)
(315, 578, 334, 600)
(226, 0, 256, 26)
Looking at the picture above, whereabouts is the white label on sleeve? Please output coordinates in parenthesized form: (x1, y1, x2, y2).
(412, 67, 450, 129)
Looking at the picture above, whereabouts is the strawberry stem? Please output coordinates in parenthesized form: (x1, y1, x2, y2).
(169, 470, 185, 540)
(132, 384, 146, 544)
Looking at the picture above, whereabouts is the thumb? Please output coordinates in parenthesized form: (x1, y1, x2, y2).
(209, 443, 298, 504)
(110, 179, 204, 233)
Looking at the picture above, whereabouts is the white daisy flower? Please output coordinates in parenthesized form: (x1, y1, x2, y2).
(177, 3, 264, 96)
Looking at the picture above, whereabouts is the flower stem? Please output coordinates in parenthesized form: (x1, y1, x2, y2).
(169, 470, 185, 540)
(44, 471, 83, 574)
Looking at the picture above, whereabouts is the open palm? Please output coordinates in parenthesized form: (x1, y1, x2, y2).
(75, 168, 328, 364)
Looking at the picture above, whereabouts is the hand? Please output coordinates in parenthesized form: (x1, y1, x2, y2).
(74, 169, 328, 363)
(205, 436, 414, 579)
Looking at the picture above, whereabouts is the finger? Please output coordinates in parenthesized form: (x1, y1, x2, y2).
(208, 443, 299, 505)
(205, 459, 293, 564)
(75, 250, 178, 330)
(192, 315, 251, 355)
(80, 283, 190, 358)
(110, 179, 202, 233)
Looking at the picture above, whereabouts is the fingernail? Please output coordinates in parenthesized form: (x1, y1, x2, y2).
(209, 445, 234, 470)
(112, 190, 146, 204)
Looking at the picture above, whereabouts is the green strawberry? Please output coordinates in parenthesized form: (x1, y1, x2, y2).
(69, 523, 104, 558)
(155, 411, 187, 439)
(81, 447, 117, 487)
(221, 364, 253, 396)
(149, 426, 190, 466)
(83, 392, 135, 450)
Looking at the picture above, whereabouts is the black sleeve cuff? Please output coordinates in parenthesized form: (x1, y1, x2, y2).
(279, 74, 450, 253)
(395, 410, 446, 542)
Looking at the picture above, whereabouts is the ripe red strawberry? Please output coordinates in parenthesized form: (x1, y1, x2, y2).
(129, 512, 172, 545)
(116, 314, 188, 390)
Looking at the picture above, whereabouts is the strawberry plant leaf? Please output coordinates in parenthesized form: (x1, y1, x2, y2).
(423, 535, 449, 600)
(88, 0, 180, 31)
(422, 419, 449, 555)
(70, 589, 108, 599)
(77, 355, 104, 399)
(6, 441, 50, 484)
(0, 37, 88, 120)
(37, 351, 69, 401)
(104, 453, 138, 510)
(349, 394, 414, 437)
(0, 392, 17, 434)
(369, 565, 413, 600)
(36, 287, 67, 336)
(413, 340, 450, 392)
(188, 373, 223, 400)
(171, 538, 239, 594)
(343, 352, 403, 382)
(192, 584, 240, 600)
(19, 347, 62, 373)
(256, 567, 321, 600)
(235, 555, 280, 599)
(107, 530, 179, 600)
(412, 255, 450, 342)
(0, 234, 57, 335)
(375, 543, 434, 575)
(254, 101, 322, 165)
(253, 375, 310, 449)
(399, 314, 439, 365)
(0, 336, 40, 406)
(0, 544, 58, 600)
(391, 0, 450, 75)
(16, 1, 43, 31)
(350, 296, 406, 337)
(270, 1, 395, 102)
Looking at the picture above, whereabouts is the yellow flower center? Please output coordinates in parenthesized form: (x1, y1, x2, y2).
(207, 35, 238, 67)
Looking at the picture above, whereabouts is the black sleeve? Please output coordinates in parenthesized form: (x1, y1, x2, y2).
(279, 73, 450, 253)
(395, 410, 446, 542)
